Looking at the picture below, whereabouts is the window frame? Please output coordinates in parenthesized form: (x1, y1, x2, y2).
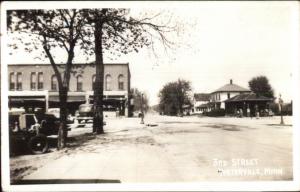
(227, 93, 230, 99)
(51, 75, 58, 91)
(76, 75, 83, 91)
(16, 72, 22, 91)
(9, 72, 15, 91)
(30, 72, 37, 90)
(37, 72, 44, 90)
(92, 75, 96, 90)
(118, 74, 124, 90)
(105, 74, 112, 91)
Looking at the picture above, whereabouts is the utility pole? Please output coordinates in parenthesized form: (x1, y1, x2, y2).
(279, 94, 284, 125)
(140, 93, 144, 124)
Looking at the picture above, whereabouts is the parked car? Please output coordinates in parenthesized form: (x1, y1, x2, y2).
(77, 104, 94, 124)
(9, 111, 49, 154)
(47, 108, 75, 124)
(47, 108, 60, 118)
(36, 113, 71, 135)
(76, 104, 106, 125)
(9, 110, 72, 155)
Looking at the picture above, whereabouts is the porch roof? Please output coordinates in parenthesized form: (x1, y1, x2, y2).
(224, 93, 274, 103)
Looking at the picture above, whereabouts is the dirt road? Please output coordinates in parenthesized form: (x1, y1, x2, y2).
(11, 115, 293, 183)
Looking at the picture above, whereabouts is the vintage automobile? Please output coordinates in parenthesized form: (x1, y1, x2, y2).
(9, 111, 71, 155)
(47, 108, 75, 124)
(9, 111, 49, 154)
(76, 104, 94, 124)
(76, 104, 106, 125)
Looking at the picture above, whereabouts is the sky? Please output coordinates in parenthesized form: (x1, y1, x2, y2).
(4, 1, 299, 105)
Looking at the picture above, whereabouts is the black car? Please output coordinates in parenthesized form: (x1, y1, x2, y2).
(36, 113, 71, 135)
(9, 113, 49, 154)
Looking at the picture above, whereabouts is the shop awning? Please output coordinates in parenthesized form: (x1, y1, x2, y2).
(49, 95, 86, 102)
(9, 97, 45, 103)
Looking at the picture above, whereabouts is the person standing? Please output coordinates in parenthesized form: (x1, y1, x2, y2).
(247, 105, 250, 117)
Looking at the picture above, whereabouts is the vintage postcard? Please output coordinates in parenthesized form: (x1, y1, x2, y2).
(1, 1, 300, 191)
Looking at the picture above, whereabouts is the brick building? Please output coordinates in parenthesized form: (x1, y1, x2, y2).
(8, 63, 132, 116)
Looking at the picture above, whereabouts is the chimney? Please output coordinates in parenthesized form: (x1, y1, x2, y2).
(230, 79, 233, 84)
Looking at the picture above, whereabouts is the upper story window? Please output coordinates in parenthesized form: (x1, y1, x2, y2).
(38, 72, 43, 90)
(77, 75, 83, 91)
(105, 74, 112, 91)
(51, 75, 58, 91)
(227, 93, 230, 99)
(16, 72, 22, 90)
(118, 74, 124, 90)
(9, 72, 15, 90)
(30, 72, 36, 90)
(92, 75, 96, 90)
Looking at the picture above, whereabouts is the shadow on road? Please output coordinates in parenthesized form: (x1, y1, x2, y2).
(11, 179, 121, 185)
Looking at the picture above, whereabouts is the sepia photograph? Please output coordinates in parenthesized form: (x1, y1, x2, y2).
(1, 1, 300, 191)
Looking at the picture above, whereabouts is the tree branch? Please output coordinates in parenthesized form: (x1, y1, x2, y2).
(42, 35, 63, 86)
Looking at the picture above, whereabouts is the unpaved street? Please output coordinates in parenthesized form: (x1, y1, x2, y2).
(11, 114, 293, 183)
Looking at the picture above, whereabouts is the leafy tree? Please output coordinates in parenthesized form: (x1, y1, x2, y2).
(80, 9, 175, 133)
(159, 79, 192, 116)
(7, 9, 87, 149)
(130, 88, 149, 113)
(248, 76, 274, 98)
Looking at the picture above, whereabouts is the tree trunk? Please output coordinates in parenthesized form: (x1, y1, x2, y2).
(57, 86, 68, 149)
(93, 21, 104, 134)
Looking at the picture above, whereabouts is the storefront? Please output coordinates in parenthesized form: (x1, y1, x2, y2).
(224, 93, 274, 117)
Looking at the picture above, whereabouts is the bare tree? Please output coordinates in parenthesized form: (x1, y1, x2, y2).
(81, 9, 175, 133)
(8, 8, 176, 138)
(7, 9, 86, 149)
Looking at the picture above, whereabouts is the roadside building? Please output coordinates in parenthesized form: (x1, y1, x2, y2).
(8, 62, 132, 117)
(224, 93, 274, 117)
(193, 93, 210, 114)
(210, 79, 251, 110)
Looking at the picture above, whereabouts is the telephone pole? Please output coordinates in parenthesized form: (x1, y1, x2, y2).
(140, 93, 144, 124)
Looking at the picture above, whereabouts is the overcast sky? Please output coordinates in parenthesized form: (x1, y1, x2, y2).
(4, 1, 299, 105)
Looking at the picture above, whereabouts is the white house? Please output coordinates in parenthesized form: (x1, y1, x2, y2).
(210, 79, 251, 109)
(193, 93, 210, 114)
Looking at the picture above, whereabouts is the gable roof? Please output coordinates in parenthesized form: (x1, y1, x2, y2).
(212, 83, 250, 93)
(224, 93, 274, 102)
(194, 93, 210, 101)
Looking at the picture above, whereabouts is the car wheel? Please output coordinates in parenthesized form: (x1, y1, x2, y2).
(28, 134, 49, 154)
